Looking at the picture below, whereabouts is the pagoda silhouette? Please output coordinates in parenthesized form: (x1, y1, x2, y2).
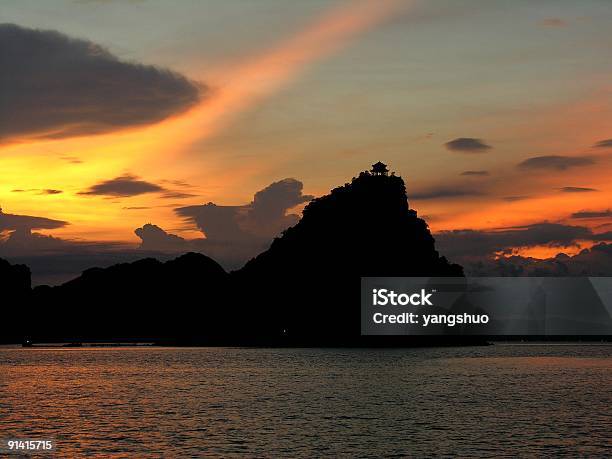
(370, 161, 389, 176)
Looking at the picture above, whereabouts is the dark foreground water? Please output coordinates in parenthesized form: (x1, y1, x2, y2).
(1, 345, 611, 457)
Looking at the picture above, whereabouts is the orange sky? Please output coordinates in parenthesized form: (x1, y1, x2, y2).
(1, 0, 413, 242)
(1, 0, 610, 260)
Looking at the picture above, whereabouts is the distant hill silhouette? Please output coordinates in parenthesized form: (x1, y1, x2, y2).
(0, 258, 31, 343)
(27, 252, 229, 344)
(0, 257, 30, 293)
(4, 164, 469, 345)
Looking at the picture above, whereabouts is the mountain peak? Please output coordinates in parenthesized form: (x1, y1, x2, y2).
(241, 164, 460, 278)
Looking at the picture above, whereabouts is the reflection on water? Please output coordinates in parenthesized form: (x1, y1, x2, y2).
(1, 345, 610, 456)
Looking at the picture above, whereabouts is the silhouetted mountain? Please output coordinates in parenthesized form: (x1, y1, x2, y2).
(28, 252, 229, 343)
(11, 164, 468, 346)
(241, 169, 461, 277)
(0, 257, 31, 343)
(231, 166, 462, 345)
(1, 256, 30, 293)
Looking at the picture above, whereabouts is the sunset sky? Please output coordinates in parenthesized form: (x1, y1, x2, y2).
(1, 0, 611, 282)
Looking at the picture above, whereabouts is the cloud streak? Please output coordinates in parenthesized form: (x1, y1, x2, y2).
(517, 155, 595, 171)
(435, 222, 598, 259)
(79, 174, 164, 197)
(461, 243, 612, 277)
(0, 207, 68, 231)
(152, 0, 411, 154)
(79, 174, 199, 199)
(593, 139, 612, 148)
(445, 138, 491, 153)
(571, 209, 612, 219)
(503, 196, 530, 202)
(11, 188, 63, 195)
(558, 187, 598, 193)
(410, 187, 483, 200)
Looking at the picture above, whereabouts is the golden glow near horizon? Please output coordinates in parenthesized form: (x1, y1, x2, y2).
(0, 0, 610, 260)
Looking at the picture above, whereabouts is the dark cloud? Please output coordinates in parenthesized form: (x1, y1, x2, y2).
(0, 207, 68, 231)
(0, 220, 182, 286)
(1, 230, 72, 253)
(497, 222, 596, 245)
(243, 179, 314, 236)
(594, 231, 612, 241)
(593, 139, 612, 148)
(161, 191, 198, 199)
(177, 203, 248, 241)
(558, 187, 598, 193)
(410, 187, 483, 200)
(79, 174, 164, 197)
(503, 196, 530, 202)
(540, 18, 568, 27)
(123, 206, 152, 210)
(80, 174, 197, 199)
(11, 188, 63, 195)
(517, 155, 594, 171)
(177, 178, 313, 241)
(437, 224, 612, 276)
(160, 179, 194, 188)
(133, 223, 265, 271)
(571, 209, 612, 219)
(435, 222, 595, 259)
(134, 224, 189, 252)
(460, 170, 489, 176)
(461, 243, 612, 277)
(445, 138, 491, 153)
(158, 179, 314, 267)
(0, 23, 202, 143)
(0, 209, 72, 284)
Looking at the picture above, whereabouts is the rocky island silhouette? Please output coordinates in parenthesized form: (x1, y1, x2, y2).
(2, 163, 477, 346)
